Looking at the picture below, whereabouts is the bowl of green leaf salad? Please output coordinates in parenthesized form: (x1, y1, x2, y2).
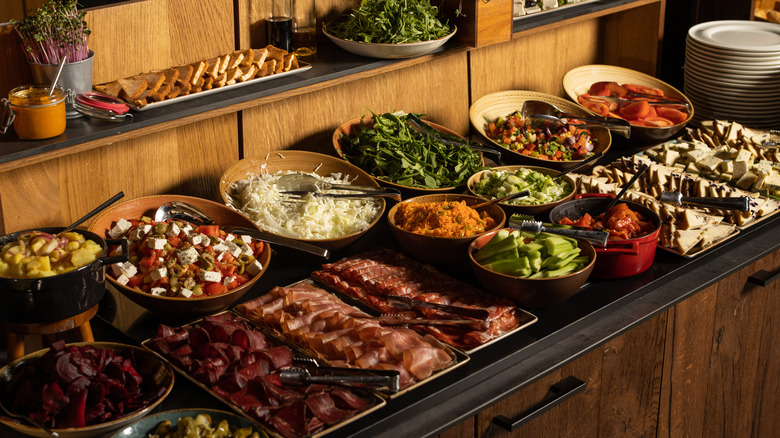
(333, 111, 487, 197)
(322, 0, 457, 59)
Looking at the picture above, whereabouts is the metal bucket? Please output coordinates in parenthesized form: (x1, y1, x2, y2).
(28, 50, 94, 119)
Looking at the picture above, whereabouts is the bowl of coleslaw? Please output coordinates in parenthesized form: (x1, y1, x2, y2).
(219, 150, 387, 252)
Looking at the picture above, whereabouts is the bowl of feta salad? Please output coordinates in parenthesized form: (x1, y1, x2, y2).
(219, 150, 387, 252)
(467, 165, 576, 219)
(87, 194, 272, 318)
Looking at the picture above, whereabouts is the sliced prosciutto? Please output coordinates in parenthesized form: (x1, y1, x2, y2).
(144, 312, 377, 438)
(236, 280, 456, 389)
(312, 248, 521, 350)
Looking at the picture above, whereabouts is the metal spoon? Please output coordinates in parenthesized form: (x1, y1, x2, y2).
(471, 190, 530, 209)
(276, 173, 402, 201)
(521, 100, 631, 138)
(154, 201, 330, 259)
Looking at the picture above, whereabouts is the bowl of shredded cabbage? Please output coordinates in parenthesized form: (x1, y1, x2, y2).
(219, 150, 387, 252)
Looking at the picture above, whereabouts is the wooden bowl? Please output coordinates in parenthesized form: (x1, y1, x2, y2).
(87, 195, 271, 319)
(219, 150, 385, 252)
(469, 90, 611, 170)
(387, 193, 506, 266)
(468, 229, 596, 308)
(466, 165, 576, 220)
(0, 342, 173, 438)
(563, 64, 694, 143)
(332, 116, 484, 197)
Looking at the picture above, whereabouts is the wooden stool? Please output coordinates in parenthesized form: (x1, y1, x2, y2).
(2, 304, 98, 362)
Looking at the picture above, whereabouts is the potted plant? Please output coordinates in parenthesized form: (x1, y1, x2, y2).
(11, 0, 93, 118)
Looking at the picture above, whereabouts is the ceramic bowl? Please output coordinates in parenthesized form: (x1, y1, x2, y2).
(111, 409, 262, 438)
(333, 116, 483, 197)
(219, 150, 386, 252)
(87, 195, 271, 319)
(562, 64, 694, 143)
(466, 165, 577, 220)
(322, 24, 457, 59)
(0, 342, 173, 438)
(469, 90, 611, 171)
(387, 193, 506, 266)
(468, 229, 596, 308)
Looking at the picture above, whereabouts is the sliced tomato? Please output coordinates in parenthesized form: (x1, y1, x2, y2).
(580, 98, 610, 117)
(234, 274, 250, 285)
(619, 100, 651, 120)
(198, 225, 220, 237)
(139, 255, 156, 271)
(167, 236, 181, 247)
(655, 106, 688, 125)
(605, 82, 629, 97)
(204, 282, 228, 296)
(126, 273, 144, 288)
(643, 116, 675, 127)
(623, 83, 665, 97)
(587, 82, 612, 96)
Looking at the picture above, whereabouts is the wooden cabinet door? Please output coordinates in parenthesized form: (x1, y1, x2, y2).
(474, 313, 666, 438)
(660, 248, 780, 437)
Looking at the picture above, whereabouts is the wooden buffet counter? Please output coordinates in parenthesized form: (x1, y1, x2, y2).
(5, 0, 780, 437)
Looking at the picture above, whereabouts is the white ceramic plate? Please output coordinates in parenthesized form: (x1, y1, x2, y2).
(684, 55, 780, 77)
(683, 88, 780, 110)
(688, 20, 780, 53)
(322, 25, 457, 59)
(684, 60, 780, 82)
(685, 40, 780, 65)
(683, 70, 780, 90)
(128, 61, 312, 111)
(683, 82, 780, 105)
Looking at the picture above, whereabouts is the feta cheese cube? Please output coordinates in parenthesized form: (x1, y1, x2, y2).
(108, 218, 132, 239)
(201, 270, 221, 282)
(187, 233, 203, 246)
(246, 260, 263, 276)
(139, 224, 153, 234)
(115, 274, 129, 285)
(150, 287, 167, 296)
(150, 267, 167, 281)
(200, 234, 211, 247)
(216, 251, 227, 261)
(212, 243, 229, 253)
(225, 241, 242, 257)
(179, 288, 193, 298)
(111, 261, 137, 278)
(240, 235, 252, 244)
(148, 237, 167, 250)
(224, 234, 235, 242)
(241, 245, 254, 256)
(176, 246, 199, 265)
(223, 275, 236, 287)
(166, 223, 181, 238)
(181, 224, 194, 235)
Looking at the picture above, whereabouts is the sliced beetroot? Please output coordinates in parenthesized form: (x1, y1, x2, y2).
(41, 382, 68, 415)
(57, 388, 87, 428)
(55, 353, 81, 382)
(157, 324, 176, 338)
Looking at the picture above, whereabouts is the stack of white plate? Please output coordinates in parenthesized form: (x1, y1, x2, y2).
(684, 20, 780, 129)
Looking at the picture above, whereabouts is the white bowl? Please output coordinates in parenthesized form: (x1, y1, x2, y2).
(322, 25, 457, 59)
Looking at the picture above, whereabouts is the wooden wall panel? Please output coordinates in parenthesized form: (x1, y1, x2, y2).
(240, 52, 470, 158)
(85, 0, 235, 84)
(0, 114, 237, 234)
(602, 2, 663, 75)
(469, 19, 601, 104)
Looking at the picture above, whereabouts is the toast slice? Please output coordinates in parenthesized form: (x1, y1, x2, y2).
(175, 64, 194, 88)
(237, 64, 257, 82)
(217, 54, 231, 75)
(251, 48, 268, 67)
(225, 67, 242, 85)
(265, 44, 288, 62)
(117, 77, 148, 101)
(148, 68, 179, 101)
(204, 57, 221, 77)
(94, 81, 123, 98)
(190, 60, 207, 86)
(238, 49, 254, 66)
(257, 59, 276, 77)
(226, 51, 244, 70)
(132, 72, 166, 94)
(281, 53, 297, 72)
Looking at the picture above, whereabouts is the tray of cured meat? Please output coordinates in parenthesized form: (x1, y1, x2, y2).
(142, 312, 386, 438)
(308, 248, 537, 353)
(234, 278, 470, 398)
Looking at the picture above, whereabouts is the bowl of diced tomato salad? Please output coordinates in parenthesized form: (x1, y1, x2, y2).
(469, 90, 611, 171)
(87, 195, 272, 319)
(563, 64, 694, 143)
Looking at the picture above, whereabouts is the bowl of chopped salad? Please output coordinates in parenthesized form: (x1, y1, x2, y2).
(333, 112, 487, 197)
(469, 90, 611, 171)
(219, 150, 386, 252)
(467, 165, 577, 219)
(322, 0, 456, 59)
(87, 195, 272, 319)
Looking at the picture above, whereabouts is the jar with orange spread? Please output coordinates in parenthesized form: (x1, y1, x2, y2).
(7, 85, 66, 140)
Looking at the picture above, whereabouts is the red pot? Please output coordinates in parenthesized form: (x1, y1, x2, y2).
(548, 194, 661, 279)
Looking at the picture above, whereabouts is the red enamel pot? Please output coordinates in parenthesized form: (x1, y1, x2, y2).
(548, 193, 661, 279)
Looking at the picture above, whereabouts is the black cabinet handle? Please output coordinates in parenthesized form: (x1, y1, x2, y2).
(492, 376, 586, 431)
(748, 268, 780, 287)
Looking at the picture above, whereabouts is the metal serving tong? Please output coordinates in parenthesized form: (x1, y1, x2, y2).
(378, 313, 490, 331)
(510, 218, 609, 247)
(520, 100, 631, 138)
(386, 295, 491, 321)
(276, 173, 402, 201)
(406, 113, 503, 164)
(283, 358, 401, 393)
(660, 191, 750, 211)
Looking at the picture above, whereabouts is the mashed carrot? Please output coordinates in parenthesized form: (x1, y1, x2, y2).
(395, 200, 497, 238)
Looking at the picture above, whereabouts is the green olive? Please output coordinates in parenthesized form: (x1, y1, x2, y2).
(153, 223, 168, 235)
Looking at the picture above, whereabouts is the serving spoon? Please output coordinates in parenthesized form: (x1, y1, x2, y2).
(471, 190, 530, 210)
(154, 201, 330, 259)
(521, 100, 632, 138)
(275, 173, 402, 201)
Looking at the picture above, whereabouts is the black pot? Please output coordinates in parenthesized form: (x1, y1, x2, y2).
(0, 227, 127, 323)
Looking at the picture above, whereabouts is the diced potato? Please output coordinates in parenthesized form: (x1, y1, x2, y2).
(70, 248, 97, 269)
(26, 256, 51, 273)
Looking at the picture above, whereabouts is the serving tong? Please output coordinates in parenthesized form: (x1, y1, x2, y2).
(520, 100, 631, 138)
(283, 357, 401, 393)
(510, 219, 610, 247)
(385, 295, 491, 321)
(660, 191, 750, 211)
(406, 113, 503, 164)
(276, 173, 402, 202)
(377, 313, 490, 331)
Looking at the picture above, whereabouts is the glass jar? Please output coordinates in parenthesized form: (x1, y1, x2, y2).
(7, 85, 67, 140)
